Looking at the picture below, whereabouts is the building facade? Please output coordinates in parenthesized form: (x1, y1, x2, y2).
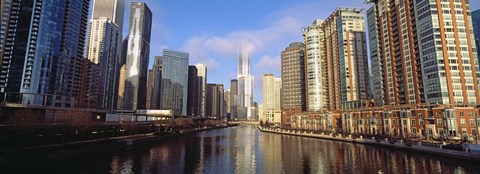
(236, 47, 255, 120)
(324, 8, 370, 110)
(302, 20, 326, 112)
(87, 0, 125, 113)
(206, 84, 226, 119)
(159, 49, 189, 115)
(146, 70, 154, 109)
(123, 2, 152, 110)
(86, 18, 121, 112)
(230, 79, 239, 120)
(281, 42, 307, 127)
(0, 0, 90, 108)
(149, 56, 163, 109)
(368, 0, 480, 106)
(187, 66, 201, 116)
(92, 0, 125, 33)
(473, 9, 480, 66)
(195, 64, 207, 117)
(262, 74, 282, 124)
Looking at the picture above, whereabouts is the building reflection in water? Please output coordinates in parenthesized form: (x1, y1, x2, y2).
(102, 125, 477, 174)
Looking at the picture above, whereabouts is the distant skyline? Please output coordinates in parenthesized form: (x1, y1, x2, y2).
(112, 1, 480, 103)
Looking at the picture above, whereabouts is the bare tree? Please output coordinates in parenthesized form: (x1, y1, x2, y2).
(5, 109, 43, 126)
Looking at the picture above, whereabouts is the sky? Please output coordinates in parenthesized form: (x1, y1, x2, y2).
(118, 0, 480, 103)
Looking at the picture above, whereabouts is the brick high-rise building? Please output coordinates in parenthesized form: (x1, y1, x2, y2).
(280, 42, 307, 127)
(323, 8, 370, 110)
(367, 0, 480, 105)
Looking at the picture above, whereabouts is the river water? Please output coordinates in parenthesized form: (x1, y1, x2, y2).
(1, 125, 479, 173)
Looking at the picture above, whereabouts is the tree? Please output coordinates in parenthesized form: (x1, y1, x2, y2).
(5, 109, 43, 126)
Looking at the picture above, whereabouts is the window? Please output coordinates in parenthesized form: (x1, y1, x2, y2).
(437, 119, 443, 126)
(420, 120, 424, 125)
(471, 119, 475, 126)
(461, 119, 466, 126)
(411, 120, 416, 126)
(460, 112, 464, 117)
(412, 128, 417, 134)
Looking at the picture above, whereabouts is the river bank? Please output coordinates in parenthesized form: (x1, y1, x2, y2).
(258, 126, 480, 162)
(0, 125, 229, 155)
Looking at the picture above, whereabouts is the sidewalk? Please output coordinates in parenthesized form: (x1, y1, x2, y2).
(258, 126, 480, 162)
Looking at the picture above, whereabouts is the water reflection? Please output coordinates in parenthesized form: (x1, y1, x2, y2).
(104, 125, 478, 173)
(2, 125, 479, 173)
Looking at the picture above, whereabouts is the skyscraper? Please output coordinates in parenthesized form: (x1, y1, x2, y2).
(159, 49, 189, 115)
(206, 84, 226, 119)
(146, 69, 154, 109)
(187, 66, 201, 116)
(473, 9, 480, 65)
(123, 2, 152, 110)
(86, 18, 121, 112)
(262, 74, 282, 124)
(92, 0, 125, 33)
(262, 74, 282, 110)
(116, 37, 129, 110)
(195, 64, 207, 117)
(88, 0, 124, 113)
(367, 0, 480, 105)
(0, 0, 90, 107)
(236, 46, 255, 120)
(302, 19, 326, 112)
(230, 79, 239, 120)
(281, 42, 307, 127)
(150, 56, 163, 109)
(324, 8, 370, 110)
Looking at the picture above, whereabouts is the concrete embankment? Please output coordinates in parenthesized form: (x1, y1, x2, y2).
(258, 126, 480, 162)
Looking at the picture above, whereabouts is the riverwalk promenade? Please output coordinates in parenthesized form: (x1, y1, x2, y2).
(258, 126, 480, 162)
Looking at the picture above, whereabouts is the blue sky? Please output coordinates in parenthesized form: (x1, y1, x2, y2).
(119, 0, 480, 103)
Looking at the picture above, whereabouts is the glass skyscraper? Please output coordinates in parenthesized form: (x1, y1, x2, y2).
(235, 46, 255, 120)
(123, 2, 152, 110)
(87, 0, 125, 112)
(0, 0, 90, 107)
(159, 49, 189, 116)
(473, 9, 480, 66)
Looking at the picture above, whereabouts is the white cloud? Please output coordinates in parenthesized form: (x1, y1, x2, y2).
(254, 55, 281, 72)
(183, 16, 302, 71)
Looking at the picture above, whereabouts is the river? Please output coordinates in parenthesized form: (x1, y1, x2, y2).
(1, 125, 479, 173)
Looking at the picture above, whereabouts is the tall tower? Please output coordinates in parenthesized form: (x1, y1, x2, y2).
(195, 64, 207, 117)
(123, 2, 152, 110)
(187, 65, 201, 116)
(368, 0, 480, 105)
(281, 42, 307, 127)
(159, 49, 189, 115)
(262, 74, 282, 110)
(92, 0, 125, 33)
(150, 56, 163, 109)
(303, 19, 326, 112)
(0, 0, 90, 107)
(236, 46, 255, 120)
(88, 0, 124, 113)
(324, 8, 370, 110)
